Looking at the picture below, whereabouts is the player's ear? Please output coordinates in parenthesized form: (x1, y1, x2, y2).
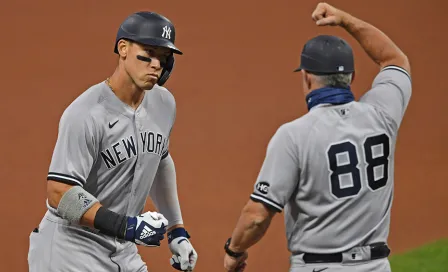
(117, 39, 129, 58)
(351, 71, 356, 84)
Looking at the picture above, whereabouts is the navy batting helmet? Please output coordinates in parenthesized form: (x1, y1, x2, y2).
(114, 11, 182, 86)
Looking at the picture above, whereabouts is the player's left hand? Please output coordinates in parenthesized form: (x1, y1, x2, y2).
(168, 227, 198, 271)
(224, 251, 248, 272)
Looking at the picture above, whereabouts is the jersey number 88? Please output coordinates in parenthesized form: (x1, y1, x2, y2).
(326, 133, 390, 199)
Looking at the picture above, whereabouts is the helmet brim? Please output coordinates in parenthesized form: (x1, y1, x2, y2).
(114, 36, 183, 55)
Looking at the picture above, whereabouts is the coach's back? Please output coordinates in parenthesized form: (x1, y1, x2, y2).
(250, 66, 411, 255)
(227, 4, 413, 272)
(292, 64, 411, 254)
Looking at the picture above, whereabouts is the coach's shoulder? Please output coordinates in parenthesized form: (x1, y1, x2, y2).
(271, 116, 307, 141)
(284, 112, 319, 132)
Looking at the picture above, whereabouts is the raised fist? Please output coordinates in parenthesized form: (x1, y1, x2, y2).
(312, 2, 348, 27)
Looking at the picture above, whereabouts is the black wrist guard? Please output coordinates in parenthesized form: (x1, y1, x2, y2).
(224, 238, 245, 258)
(93, 206, 127, 239)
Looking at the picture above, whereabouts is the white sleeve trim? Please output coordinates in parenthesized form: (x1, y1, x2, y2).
(250, 193, 283, 212)
(47, 172, 85, 187)
(381, 65, 411, 81)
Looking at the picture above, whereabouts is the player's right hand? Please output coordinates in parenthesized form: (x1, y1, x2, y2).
(124, 211, 168, 247)
(311, 2, 348, 27)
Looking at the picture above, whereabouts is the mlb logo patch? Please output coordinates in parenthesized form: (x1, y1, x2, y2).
(339, 108, 350, 116)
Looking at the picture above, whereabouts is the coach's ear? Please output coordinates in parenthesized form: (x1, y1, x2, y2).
(302, 70, 313, 91)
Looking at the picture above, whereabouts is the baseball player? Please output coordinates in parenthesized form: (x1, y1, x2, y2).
(223, 3, 411, 272)
(28, 11, 198, 272)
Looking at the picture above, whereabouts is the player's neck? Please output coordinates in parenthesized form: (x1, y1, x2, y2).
(107, 70, 145, 110)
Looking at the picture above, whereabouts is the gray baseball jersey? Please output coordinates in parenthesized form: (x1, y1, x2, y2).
(46, 81, 175, 217)
(250, 66, 412, 254)
(29, 81, 176, 271)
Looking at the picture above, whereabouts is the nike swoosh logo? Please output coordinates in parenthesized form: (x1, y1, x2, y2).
(313, 268, 328, 272)
(109, 120, 119, 129)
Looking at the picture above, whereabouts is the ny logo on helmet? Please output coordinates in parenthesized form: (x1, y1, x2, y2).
(162, 26, 171, 39)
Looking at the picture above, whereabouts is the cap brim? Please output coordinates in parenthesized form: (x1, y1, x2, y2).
(293, 67, 302, 72)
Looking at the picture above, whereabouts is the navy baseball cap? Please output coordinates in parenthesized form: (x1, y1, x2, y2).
(294, 35, 354, 74)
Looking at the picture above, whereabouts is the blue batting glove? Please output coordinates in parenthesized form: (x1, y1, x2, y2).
(124, 211, 168, 247)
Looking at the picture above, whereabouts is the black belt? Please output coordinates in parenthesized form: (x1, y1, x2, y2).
(302, 243, 390, 264)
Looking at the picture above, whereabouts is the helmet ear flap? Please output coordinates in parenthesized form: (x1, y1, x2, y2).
(158, 54, 175, 86)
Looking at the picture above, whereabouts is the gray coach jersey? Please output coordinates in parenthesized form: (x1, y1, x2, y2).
(250, 66, 412, 254)
(47, 81, 175, 217)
